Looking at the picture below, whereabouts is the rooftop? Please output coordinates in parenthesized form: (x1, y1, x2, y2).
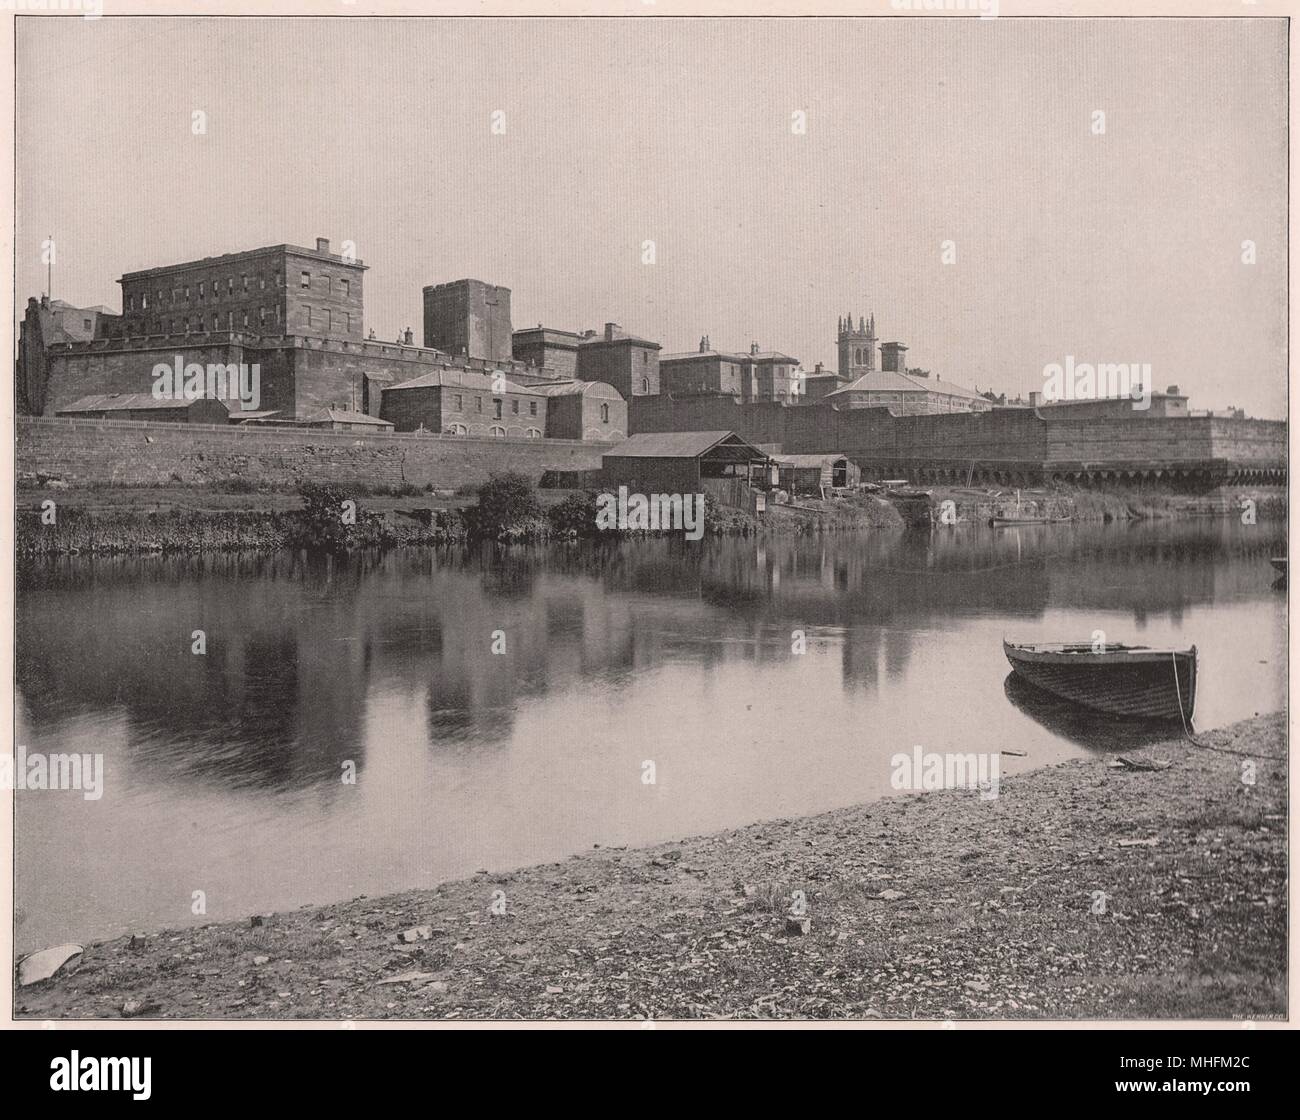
(827, 368, 986, 402)
(120, 240, 366, 281)
(603, 430, 769, 460)
(56, 393, 228, 413)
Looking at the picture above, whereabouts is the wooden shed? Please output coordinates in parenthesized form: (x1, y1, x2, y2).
(599, 430, 773, 493)
(772, 453, 859, 495)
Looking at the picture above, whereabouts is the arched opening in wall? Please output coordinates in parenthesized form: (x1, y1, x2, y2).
(525, 428, 541, 438)
(445, 423, 467, 436)
(489, 426, 506, 438)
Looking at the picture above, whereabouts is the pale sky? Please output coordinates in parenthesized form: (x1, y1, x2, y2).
(16, 16, 1288, 417)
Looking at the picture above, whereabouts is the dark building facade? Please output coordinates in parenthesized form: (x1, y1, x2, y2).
(575, 323, 661, 399)
(379, 368, 548, 437)
(541, 380, 627, 441)
(660, 338, 798, 403)
(512, 326, 582, 378)
(423, 279, 513, 363)
(117, 238, 366, 342)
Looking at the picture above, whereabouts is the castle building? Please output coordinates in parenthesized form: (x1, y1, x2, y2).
(117, 239, 365, 341)
(423, 279, 513, 363)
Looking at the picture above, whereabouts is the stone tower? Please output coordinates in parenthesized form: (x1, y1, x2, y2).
(423, 279, 513, 362)
(837, 312, 876, 380)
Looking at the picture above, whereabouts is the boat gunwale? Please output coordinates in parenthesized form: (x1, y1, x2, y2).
(1003, 640, 1197, 666)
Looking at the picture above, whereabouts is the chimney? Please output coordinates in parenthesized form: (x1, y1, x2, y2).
(403, 327, 413, 345)
(1166, 384, 1180, 396)
(604, 322, 621, 342)
(1029, 391, 1042, 408)
(814, 362, 823, 373)
(316, 237, 331, 254)
(880, 341, 909, 373)
(750, 341, 760, 355)
(700, 336, 708, 352)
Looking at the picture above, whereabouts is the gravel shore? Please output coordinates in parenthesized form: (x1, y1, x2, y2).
(16, 713, 1286, 1022)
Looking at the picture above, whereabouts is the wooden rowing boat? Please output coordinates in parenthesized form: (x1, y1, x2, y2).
(1002, 640, 1197, 722)
(1270, 557, 1287, 575)
(989, 515, 1070, 527)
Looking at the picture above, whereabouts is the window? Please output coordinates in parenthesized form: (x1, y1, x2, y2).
(601, 403, 610, 422)
(494, 400, 502, 419)
(476, 397, 483, 413)
(340, 279, 349, 297)
(141, 293, 149, 309)
(447, 423, 468, 436)
(126, 295, 134, 311)
(242, 311, 249, 328)
(323, 309, 332, 331)
(242, 275, 249, 292)
(643, 351, 648, 364)
(227, 278, 234, 295)
(489, 426, 506, 438)
(343, 313, 350, 332)
(525, 428, 541, 438)
(454, 394, 463, 411)
(300, 271, 310, 288)
(211, 313, 219, 330)
(259, 307, 267, 325)
(305, 306, 313, 326)
(184, 285, 191, 300)
(529, 400, 537, 416)
(324, 276, 332, 293)
(274, 272, 281, 287)
(228, 311, 234, 329)
(641, 378, 649, 393)
(259, 275, 266, 290)
(83, 318, 92, 330)
(275, 305, 281, 324)
(198, 282, 204, 300)
(157, 290, 163, 305)
(511, 399, 519, 415)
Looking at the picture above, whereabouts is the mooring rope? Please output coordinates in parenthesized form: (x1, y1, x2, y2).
(1170, 650, 1285, 759)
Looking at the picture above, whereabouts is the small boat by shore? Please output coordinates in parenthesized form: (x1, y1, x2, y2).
(1270, 557, 1287, 575)
(1003, 640, 1197, 722)
(989, 515, 1070, 527)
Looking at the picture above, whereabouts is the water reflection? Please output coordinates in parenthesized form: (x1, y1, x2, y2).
(1001, 672, 1183, 753)
(14, 519, 1286, 952)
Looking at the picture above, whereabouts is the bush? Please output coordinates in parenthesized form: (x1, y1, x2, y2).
(472, 472, 544, 537)
(288, 481, 394, 551)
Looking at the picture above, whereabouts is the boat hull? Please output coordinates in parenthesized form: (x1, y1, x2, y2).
(1003, 641, 1196, 722)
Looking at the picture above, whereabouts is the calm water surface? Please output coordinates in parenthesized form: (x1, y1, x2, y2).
(15, 520, 1287, 953)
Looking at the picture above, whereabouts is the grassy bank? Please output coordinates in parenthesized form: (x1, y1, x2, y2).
(16, 480, 902, 556)
(16, 714, 1285, 1022)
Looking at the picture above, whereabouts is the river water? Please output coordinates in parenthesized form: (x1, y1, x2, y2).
(14, 520, 1287, 954)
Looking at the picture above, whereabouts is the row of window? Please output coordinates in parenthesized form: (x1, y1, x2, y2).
(445, 425, 542, 438)
(139, 306, 281, 334)
(447, 394, 540, 419)
(126, 273, 351, 312)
